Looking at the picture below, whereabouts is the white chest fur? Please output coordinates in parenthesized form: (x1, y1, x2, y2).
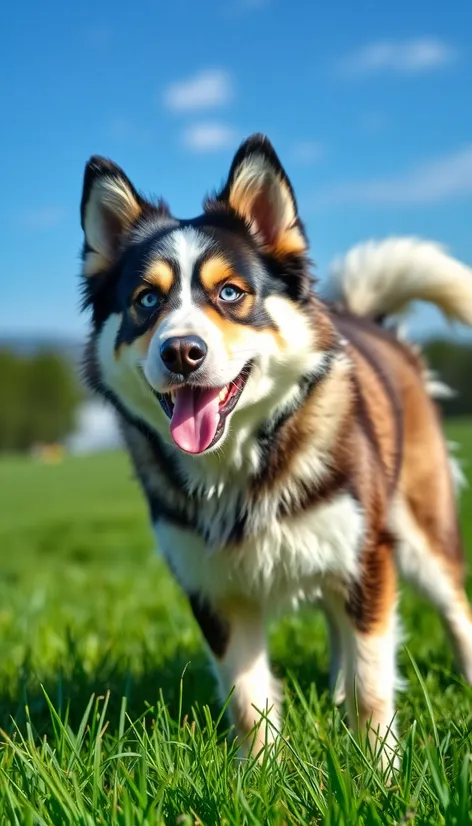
(155, 492, 364, 607)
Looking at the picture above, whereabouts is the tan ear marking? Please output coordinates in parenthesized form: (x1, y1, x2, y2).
(82, 173, 142, 276)
(82, 250, 110, 277)
(226, 153, 306, 258)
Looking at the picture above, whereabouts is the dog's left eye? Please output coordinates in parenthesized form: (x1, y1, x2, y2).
(137, 290, 159, 309)
(219, 284, 243, 302)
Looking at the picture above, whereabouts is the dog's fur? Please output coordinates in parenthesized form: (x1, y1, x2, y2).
(79, 134, 472, 768)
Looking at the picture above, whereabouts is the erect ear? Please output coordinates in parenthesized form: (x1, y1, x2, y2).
(80, 156, 145, 276)
(211, 134, 307, 258)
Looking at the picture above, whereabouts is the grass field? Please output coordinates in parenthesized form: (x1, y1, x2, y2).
(1, 421, 472, 824)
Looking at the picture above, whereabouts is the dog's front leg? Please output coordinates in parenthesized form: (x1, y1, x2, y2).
(325, 535, 400, 773)
(189, 595, 281, 757)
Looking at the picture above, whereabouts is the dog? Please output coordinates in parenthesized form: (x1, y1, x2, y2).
(79, 133, 472, 768)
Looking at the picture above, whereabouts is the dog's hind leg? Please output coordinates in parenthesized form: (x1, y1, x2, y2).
(325, 534, 400, 774)
(392, 495, 472, 683)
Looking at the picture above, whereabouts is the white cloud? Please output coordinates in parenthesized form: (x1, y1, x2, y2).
(290, 141, 324, 165)
(340, 37, 456, 76)
(20, 207, 65, 229)
(181, 122, 238, 153)
(312, 145, 472, 209)
(163, 70, 234, 113)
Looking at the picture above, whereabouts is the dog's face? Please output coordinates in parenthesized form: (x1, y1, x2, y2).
(81, 135, 323, 456)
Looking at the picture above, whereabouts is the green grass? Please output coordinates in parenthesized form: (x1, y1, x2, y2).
(0, 423, 472, 824)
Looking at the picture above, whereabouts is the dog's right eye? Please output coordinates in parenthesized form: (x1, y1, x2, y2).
(137, 290, 159, 310)
(219, 284, 244, 303)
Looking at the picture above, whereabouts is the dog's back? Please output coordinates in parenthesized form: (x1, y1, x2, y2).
(333, 307, 462, 560)
(330, 238, 472, 682)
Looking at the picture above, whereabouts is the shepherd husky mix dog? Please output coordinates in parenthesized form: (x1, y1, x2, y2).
(80, 134, 472, 767)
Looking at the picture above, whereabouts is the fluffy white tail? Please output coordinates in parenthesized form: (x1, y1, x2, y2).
(329, 237, 472, 326)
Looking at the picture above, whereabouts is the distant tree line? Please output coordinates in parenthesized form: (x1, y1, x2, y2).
(0, 349, 82, 452)
(0, 338, 470, 453)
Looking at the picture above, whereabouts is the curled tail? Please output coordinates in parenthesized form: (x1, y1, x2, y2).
(329, 236, 472, 326)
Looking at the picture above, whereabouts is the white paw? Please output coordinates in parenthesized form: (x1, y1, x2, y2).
(331, 670, 346, 705)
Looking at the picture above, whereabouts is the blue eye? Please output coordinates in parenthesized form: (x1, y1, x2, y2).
(138, 291, 159, 309)
(219, 284, 243, 302)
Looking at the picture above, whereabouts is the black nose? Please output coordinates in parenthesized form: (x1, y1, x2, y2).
(160, 336, 207, 377)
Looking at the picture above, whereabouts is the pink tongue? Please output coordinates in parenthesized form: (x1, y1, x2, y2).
(170, 386, 221, 454)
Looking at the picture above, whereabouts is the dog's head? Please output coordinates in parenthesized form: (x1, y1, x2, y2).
(81, 134, 328, 457)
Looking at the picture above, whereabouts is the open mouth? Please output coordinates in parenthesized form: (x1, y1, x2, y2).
(155, 363, 252, 454)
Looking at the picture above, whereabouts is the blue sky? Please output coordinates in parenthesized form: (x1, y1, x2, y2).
(1, 0, 471, 340)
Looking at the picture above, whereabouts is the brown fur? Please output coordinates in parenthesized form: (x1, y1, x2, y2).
(200, 256, 234, 292)
(143, 261, 174, 294)
(249, 303, 467, 641)
(338, 314, 464, 613)
(201, 305, 268, 345)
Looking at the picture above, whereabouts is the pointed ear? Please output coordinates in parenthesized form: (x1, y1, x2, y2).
(80, 157, 145, 276)
(211, 134, 307, 258)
